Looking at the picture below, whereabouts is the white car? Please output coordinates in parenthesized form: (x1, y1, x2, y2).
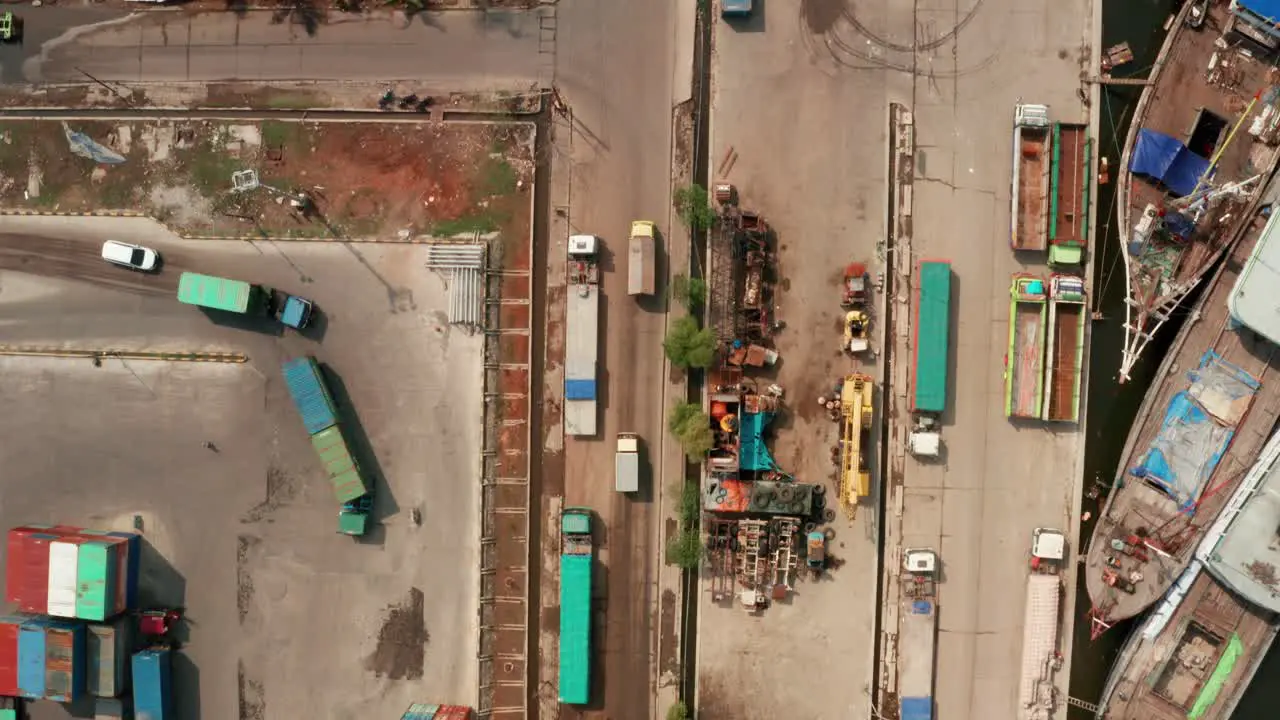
(101, 240, 159, 271)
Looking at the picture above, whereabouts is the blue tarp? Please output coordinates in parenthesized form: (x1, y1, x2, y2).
(737, 412, 776, 472)
(900, 697, 933, 720)
(1130, 351, 1260, 509)
(1129, 129, 1212, 197)
(1238, 0, 1280, 20)
(564, 379, 596, 401)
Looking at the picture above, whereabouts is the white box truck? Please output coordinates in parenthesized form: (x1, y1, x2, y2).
(615, 433, 641, 492)
(628, 221, 656, 296)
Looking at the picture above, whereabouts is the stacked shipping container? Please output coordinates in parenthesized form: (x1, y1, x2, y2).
(132, 648, 172, 720)
(87, 618, 132, 698)
(0, 616, 89, 702)
(401, 704, 475, 720)
(6, 527, 139, 621)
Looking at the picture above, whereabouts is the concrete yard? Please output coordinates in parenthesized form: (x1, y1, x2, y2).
(0, 217, 482, 719)
(706, 0, 1093, 718)
(698, 1, 915, 718)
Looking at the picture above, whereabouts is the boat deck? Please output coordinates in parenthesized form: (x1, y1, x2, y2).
(1088, 211, 1280, 624)
(1101, 568, 1277, 720)
(1117, 0, 1280, 388)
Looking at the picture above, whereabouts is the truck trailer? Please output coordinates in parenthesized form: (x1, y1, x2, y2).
(909, 260, 952, 457)
(1048, 123, 1091, 267)
(558, 508, 593, 705)
(898, 548, 939, 720)
(627, 221, 656, 296)
(565, 236, 601, 437)
(1010, 103, 1052, 252)
(1018, 529, 1065, 719)
(1042, 275, 1086, 422)
(177, 272, 313, 329)
(1005, 274, 1048, 419)
(615, 433, 641, 492)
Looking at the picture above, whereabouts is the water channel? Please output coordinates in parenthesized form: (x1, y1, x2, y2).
(1068, 1, 1275, 717)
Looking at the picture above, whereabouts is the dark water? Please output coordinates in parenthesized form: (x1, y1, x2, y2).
(1068, 1, 1279, 717)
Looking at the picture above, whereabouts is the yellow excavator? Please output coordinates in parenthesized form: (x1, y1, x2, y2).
(839, 373, 874, 518)
(843, 310, 871, 354)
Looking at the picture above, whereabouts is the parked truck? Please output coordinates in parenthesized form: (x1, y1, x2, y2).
(177, 272, 313, 329)
(565, 236, 601, 437)
(898, 548, 939, 720)
(281, 357, 373, 533)
(1010, 103, 1052, 252)
(1018, 529, 1065, 719)
(1048, 123, 1091, 267)
(1042, 275, 1086, 423)
(558, 508, 594, 705)
(1005, 275, 1049, 419)
(131, 648, 172, 720)
(615, 433, 641, 493)
(909, 261, 951, 457)
(627, 221, 656, 296)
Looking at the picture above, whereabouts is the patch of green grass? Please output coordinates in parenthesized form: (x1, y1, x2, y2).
(261, 120, 305, 151)
(185, 127, 240, 198)
(431, 209, 507, 237)
(265, 94, 320, 110)
(479, 157, 518, 197)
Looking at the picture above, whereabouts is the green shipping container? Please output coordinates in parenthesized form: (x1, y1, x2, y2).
(76, 541, 117, 622)
(177, 272, 257, 313)
(338, 510, 369, 536)
(912, 261, 952, 415)
(311, 426, 368, 503)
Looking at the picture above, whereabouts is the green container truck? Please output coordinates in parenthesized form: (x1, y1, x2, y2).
(909, 260, 952, 457)
(311, 425, 369, 504)
(558, 508, 593, 705)
(177, 272, 314, 329)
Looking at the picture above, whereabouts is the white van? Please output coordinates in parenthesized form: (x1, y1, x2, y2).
(101, 240, 159, 271)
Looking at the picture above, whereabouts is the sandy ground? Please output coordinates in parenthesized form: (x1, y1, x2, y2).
(0, 218, 482, 720)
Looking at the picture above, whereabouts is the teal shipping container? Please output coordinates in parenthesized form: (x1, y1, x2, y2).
(87, 617, 131, 698)
(402, 704, 439, 720)
(76, 541, 121, 622)
(912, 261, 952, 415)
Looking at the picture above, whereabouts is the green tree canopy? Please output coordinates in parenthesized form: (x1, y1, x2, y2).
(673, 184, 716, 231)
(664, 316, 716, 369)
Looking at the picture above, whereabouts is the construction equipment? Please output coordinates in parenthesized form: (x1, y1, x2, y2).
(841, 262, 869, 308)
(806, 531, 826, 578)
(843, 310, 871, 354)
(838, 374, 874, 518)
(0, 13, 21, 43)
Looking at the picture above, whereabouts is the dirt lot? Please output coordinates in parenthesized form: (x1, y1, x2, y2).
(0, 120, 534, 239)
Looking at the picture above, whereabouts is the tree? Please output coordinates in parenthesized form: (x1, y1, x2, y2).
(673, 184, 716, 231)
(663, 316, 716, 369)
(667, 401, 714, 461)
(666, 701, 691, 720)
(671, 273, 707, 313)
(666, 529, 704, 570)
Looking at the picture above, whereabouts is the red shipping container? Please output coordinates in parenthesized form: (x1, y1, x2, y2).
(7, 530, 57, 613)
(435, 706, 475, 720)
(0, 615, 20, 696)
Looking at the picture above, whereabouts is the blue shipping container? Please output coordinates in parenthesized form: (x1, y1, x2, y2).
(108, 532, 141, 611)
(564, 379, 596, 401)
(17, 619, 47, 699)
(282, 357, 339, 434)
(132, 648, 172, 720)
(900, 696, 933, 720)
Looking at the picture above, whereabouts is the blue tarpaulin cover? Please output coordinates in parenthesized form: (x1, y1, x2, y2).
(738, 412, 776, 472)
(1129, 129, 1212, 197)
(1238, 0, 1280, 19)
(900, 697, 933, 720)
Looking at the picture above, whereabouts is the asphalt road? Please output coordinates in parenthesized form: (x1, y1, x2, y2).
(10, 7, 542, 87)
(553, 0, 678, 717)
(0, 219, 484, 720)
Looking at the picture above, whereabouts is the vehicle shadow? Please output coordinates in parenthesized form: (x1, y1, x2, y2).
(196, 307, 285, 338)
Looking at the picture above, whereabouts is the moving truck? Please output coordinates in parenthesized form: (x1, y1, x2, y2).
(615, 433, 641, 492)
(177, 272, 314, 330)
(627, 221, 656, 296)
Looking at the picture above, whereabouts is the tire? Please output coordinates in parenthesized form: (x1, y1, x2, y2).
(813, 484, 827, 496)
(824, 508, 837, 523)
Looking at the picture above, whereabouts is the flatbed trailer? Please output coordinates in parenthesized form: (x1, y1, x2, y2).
(1005, 274, 1048, 419)
(1011, 104, 1052, 252)
(1043, 275, 1086, 422)
(899, 549, 938, 720)
(565, 235, 600, 437)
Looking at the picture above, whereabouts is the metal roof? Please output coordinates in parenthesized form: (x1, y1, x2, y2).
(1200, 427, 1280, 613)
(1228, 210, 1280, 345)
